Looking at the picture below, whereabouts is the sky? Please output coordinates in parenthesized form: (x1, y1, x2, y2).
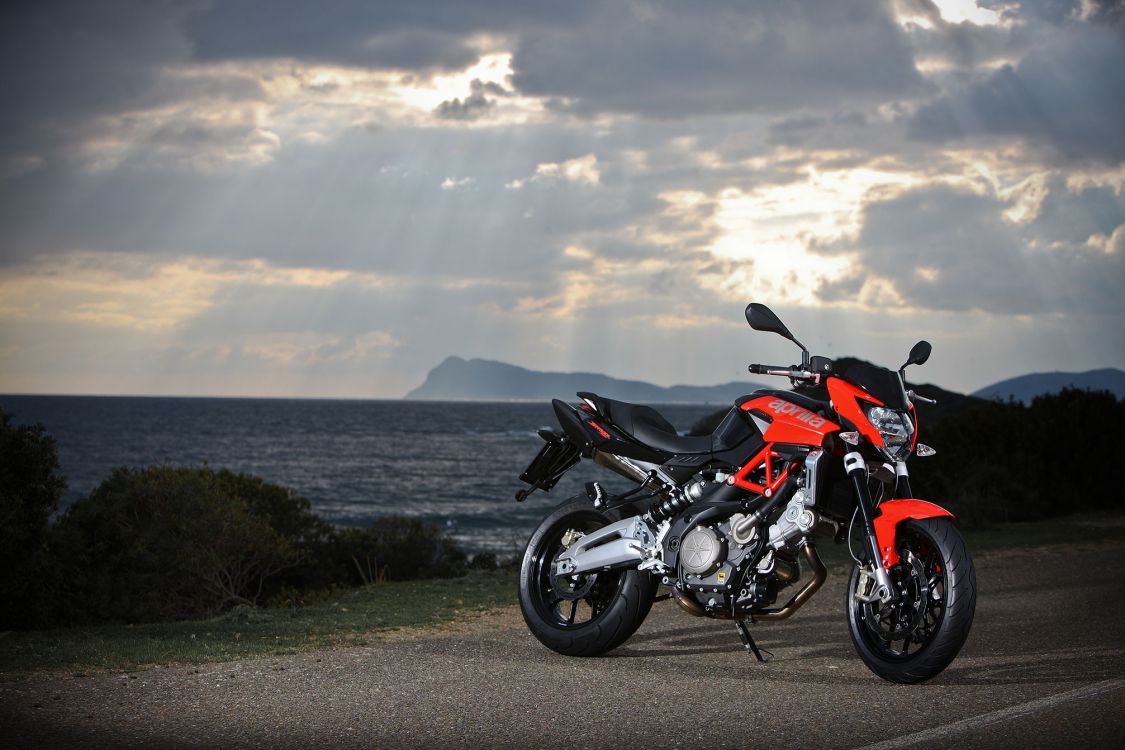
(1, 0, 1123, 398)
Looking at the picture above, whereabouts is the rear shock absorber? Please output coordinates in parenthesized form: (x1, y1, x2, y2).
(648, 476, 752, 521)
(645, 471, 690, 520)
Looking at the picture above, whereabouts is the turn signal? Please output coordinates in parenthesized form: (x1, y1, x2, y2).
(839, 431, 861, 445)
(915, 443, 936, 457)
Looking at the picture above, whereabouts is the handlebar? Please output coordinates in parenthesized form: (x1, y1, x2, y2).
(907, 389, 937, 405)
(748, 363, 818, 381)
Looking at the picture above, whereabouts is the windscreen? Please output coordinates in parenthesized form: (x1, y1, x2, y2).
(843, 362, 908, 410)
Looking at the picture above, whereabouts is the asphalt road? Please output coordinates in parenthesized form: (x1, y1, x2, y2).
(3, 542, 1125, 749)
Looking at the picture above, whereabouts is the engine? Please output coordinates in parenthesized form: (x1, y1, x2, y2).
(674, 486, 817, 618)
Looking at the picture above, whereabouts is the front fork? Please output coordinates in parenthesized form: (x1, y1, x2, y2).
(844, 452, 895, 604)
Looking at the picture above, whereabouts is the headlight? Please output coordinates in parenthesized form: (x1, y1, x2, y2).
(863, 405, 915, 460)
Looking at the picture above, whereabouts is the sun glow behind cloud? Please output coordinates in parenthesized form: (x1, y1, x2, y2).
(703, 166, 922, 305)
(71, 52, 545, 174)
(930, 0, 1004, 26)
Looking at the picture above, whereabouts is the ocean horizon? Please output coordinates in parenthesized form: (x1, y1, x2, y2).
(1, 394, 719, 553)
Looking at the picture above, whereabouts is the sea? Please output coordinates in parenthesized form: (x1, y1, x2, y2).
(0, 396, 721, 554)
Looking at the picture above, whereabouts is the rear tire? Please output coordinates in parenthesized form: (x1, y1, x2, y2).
(519, 496, 657, 656)
(847, 517, 976, 683)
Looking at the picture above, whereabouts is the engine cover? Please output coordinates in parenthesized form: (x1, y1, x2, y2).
(679, 526, 725, 576)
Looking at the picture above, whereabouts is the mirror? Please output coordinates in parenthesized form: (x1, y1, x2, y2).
(903, 340, 932, 369)
(745, 303, 794, 341)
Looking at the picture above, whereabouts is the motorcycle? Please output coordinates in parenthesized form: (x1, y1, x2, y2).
(514, 302, 976, 683)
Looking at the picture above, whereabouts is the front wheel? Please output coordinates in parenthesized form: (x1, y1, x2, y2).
(519, 496, 657, 656)
(847, 517, 976, 683)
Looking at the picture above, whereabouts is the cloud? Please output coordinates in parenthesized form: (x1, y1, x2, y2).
(0, 252, 365, 331)
(180, 0, 586, 71)
(529, 154, 601, 186)
(816, 183, 1125, 315)
(510, 0, 929, 117)
(908, 21, 1125, 163)
(434, 79, 508, 121)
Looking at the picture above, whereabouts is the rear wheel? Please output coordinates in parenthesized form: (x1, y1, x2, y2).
(519, 496, 657, 656)
(847, 517, 976, 683)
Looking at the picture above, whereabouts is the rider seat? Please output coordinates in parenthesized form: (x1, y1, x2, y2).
(577, 392, 717, 455)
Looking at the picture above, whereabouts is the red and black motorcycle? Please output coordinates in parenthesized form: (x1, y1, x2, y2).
(515, 303, 975, 683)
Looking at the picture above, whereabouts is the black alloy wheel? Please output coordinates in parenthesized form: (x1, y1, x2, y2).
(519, 496, 657, 656)
(846, 517, 976, 683)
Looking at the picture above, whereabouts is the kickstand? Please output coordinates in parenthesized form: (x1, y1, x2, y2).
(735, 619, 772, 663)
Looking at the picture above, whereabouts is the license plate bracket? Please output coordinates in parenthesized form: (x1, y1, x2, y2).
(518, 431, 581, 496)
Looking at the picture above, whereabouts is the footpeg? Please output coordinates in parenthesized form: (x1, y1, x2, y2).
(585, 481, 607, 508)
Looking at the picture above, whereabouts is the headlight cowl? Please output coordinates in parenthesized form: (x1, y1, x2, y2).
(863, 405, 915, 460)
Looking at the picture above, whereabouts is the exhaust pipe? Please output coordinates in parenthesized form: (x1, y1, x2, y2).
(752, 542, 826, 621)
(671, 543, 825, 622)
(592, 450, 649, 483)
(672, 586, 733, 619)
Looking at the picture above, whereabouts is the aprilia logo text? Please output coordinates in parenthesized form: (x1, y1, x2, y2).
(767, 399, 826, 429)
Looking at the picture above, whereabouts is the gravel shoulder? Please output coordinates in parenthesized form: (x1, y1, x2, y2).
(3, 541, 1124, 749)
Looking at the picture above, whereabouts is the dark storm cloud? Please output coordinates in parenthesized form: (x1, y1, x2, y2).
(0, 1, 185, 165)
(1028, 176, 1125, 245)
(0, 1, 273, 181)
(902, 6, 1029, 70)
(816, 184, 1125, 315)
(908, 21, 1125, 163)
(182, 0, 590, 70)
(510, 0, 929, 117)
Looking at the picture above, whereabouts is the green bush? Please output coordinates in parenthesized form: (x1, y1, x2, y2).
(35, 465, 469, 626)
(49, 467, 299, 624)
(0, 406, 68, 629)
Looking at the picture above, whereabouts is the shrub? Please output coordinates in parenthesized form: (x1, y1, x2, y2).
(910, 389, 1124, 525)
(0, 406, 68, 629)
(329, 516, 467, 585)
(50, 467, 299, 623)
(41, 465, 469, 625)
(468, 551, 498, 570)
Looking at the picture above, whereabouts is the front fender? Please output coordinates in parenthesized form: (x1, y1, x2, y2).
(873, 499, 954, 569)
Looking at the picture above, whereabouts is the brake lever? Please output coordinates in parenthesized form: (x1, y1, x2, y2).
(908, 389, 937, 405)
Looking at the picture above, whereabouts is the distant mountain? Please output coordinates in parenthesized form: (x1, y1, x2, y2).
(404, 356, 767, 403)
(973, 368, 1125, 404)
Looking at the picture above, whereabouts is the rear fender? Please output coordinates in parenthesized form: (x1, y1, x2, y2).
(873, 499, 954, 569)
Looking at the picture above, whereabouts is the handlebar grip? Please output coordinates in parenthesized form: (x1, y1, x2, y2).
(748, 364, 763, 374)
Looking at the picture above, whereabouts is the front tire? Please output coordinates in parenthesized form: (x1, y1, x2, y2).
(847, 517, 976, 683)
(519, 496, 657, 656)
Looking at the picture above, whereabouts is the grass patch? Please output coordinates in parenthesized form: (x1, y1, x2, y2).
(0, 570, 517, 674)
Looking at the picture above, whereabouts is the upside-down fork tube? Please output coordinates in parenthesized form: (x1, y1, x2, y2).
(844, 451, 895, 601)
(752, 542, 826, 621)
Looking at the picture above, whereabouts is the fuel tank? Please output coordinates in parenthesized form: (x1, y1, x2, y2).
(738, 392, 840, 447)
